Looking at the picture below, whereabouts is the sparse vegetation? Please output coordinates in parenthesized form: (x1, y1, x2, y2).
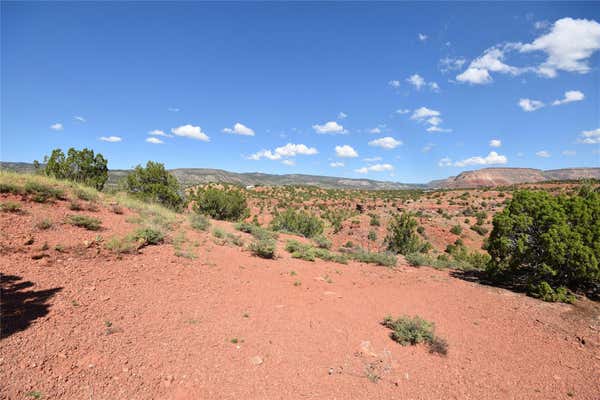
(189, 213, 210, 231)
(0, 200, 22, 213)
(192, 187, 248, 221)
(271, 208, 323, 238)
(249, 238, 277, 259)
(67, 214, 102, 230)
(385, 212, 427, 255)
(381, 315, 447, 355)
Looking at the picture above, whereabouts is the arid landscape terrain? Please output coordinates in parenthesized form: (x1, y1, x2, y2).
(2, 170, 599, 400)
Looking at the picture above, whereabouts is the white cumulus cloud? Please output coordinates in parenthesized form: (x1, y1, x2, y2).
(248, 143, 318, 161)
(312, 121, 346, 134)
(171, 124, 210, 141)
(368, 137, 402, 149)
(330, 162, 344, 168)
(418, 33, 428, 41)
(518, 98, 545, 112)
(519, 17, 600, 77)
(489, 139, 502, 147)
(50, 123, 63, 131)
(223, 122, 255, 136)
(388, 80, 401, 88)
(552, 90, 584, 106)
(335, 145, 358, 158)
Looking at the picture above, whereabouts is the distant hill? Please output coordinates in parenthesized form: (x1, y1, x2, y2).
(2, 162, 598, 190)
(432, 167, 600, 188)
(0, 162, 420, 190)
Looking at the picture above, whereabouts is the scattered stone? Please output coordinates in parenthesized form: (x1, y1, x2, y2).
(250, 355, 263, 366)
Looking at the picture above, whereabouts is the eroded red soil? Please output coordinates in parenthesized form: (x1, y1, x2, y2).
(2, 196, 599, 399)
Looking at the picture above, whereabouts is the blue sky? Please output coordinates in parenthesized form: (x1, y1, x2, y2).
(1, 2, 599, 183)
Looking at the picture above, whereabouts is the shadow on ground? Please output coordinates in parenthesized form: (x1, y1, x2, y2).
(1, 273, 62, 339)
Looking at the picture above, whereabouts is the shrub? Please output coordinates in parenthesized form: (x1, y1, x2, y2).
(529, 281, 575, 303)
(271, 208, 324, 238)
(349, 248, 397, 267)
(189, 214, 210, 231)
(67, 215, 101, 230)
(212, 227, 226, 239)
(367, 230, 377, 241)
(285, 240, 348, 264)
(470, 224, 488, 236)
(193, 187, 248, 221)
(385, 212, 424, 255)
(124, 161, 184, 210)
(0, 201, 22, 213)
(133, 227, 164, 245)
(313, 234, 332, 249)
(486, 188, 600, 299)
(105, 236, 138, 254)
(38, 147, 108, 190)
(0, 182, 23, 194)
(450, 225, 462, 235)
(382, 315, 447, 355)
(69, 201, 84, 211)
(24, 182, 65, 203)
(249, 238, 276, 259)
(73, 187, 98, 202)
(235, 221, 278, 240)
(36, 219, 53, 230)
(369, 214, 381, 226)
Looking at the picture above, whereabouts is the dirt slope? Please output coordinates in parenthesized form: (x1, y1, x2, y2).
(1, 196, 599, 400)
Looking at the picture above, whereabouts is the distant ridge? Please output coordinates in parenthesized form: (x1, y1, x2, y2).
(1, 162, 598, 190)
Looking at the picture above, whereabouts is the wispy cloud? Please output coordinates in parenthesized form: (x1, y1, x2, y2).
(355, 163, 394, 174)
(146, 137, 164, 144)
(518, 98, 545, 112)
(577, 128, 600, 144)
(368, 137, 402, 149)
(536, 150, 551, 158)
(489, 139, 502, 147)
(73, 116, 86, 123)
(99, 136, 122, 143)
(50, 123, 63, 131)
(330, 161, 344, 168)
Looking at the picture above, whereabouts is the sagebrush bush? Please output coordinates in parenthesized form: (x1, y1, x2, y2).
(249, 238, 276, 259)
(24, 181, 65, 203)
(285, 240, 348, 264)
(0, 201, 22, 213)
(271, 208, 324, 238)
(193, 188, 248, 221)
(235, 221, 278, 240)
(349, 248, 397, 267)
(67, 214, 101, 230)
(382, 315, 447, 355)
(134, 227, 165, 245)
(189, 213, 210, 231)
(313, 234, 332, 249)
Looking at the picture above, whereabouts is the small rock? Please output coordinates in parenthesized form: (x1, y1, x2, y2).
(328, 368, 334, 375)
(250, 355, 263, 365)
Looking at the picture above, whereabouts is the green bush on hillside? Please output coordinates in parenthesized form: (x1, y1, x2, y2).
(193, 187, 249, 221)
(37, 148, 108, 191)
(384, 212, 426, 255)
(486, 187, 600, 300)
(124, 161, 184, 210)
(271, 208, 324, 238)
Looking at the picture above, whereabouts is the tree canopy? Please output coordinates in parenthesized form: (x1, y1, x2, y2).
(124, 161, 184, 210)
(38, 148, 108, 190)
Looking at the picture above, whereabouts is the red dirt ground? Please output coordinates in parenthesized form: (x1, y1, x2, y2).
(2, 196, 599, 400)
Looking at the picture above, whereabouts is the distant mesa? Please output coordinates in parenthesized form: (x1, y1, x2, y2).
(1, 162, 598, 190)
